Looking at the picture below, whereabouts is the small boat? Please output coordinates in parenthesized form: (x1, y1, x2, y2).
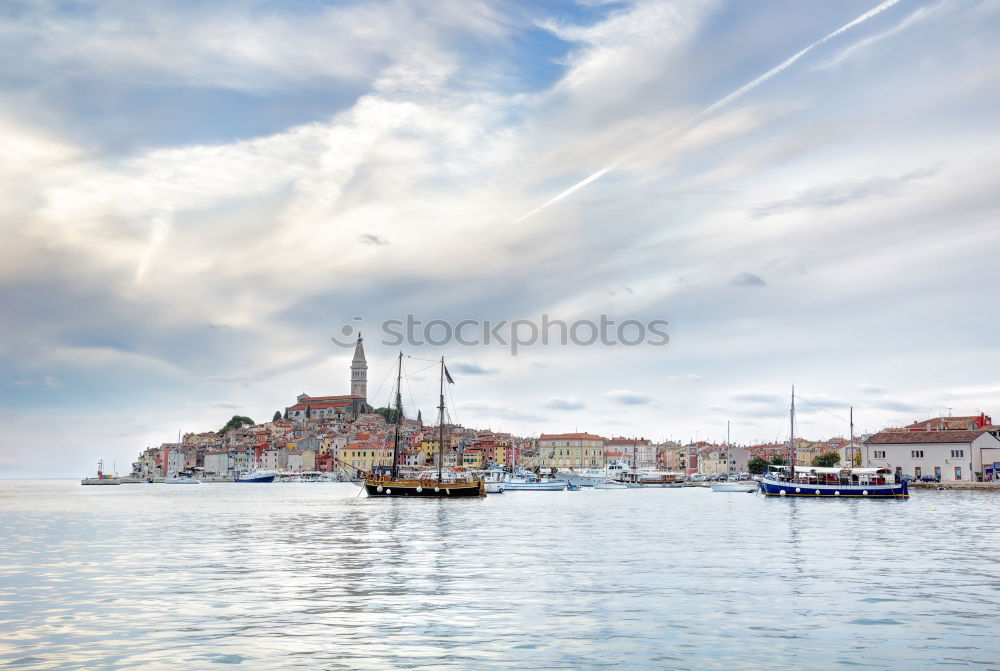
(566, 483, 581, 491)
(234, 469, 276, 483)
(504, 476, 569, 491)
(711, 423, 757, 492)
(594, 480, 627, 490)
(711, 481, 758, 493)
(81, 460, 121, 485)
(485, 481, 505, 494)
(164, 472, 201, 484)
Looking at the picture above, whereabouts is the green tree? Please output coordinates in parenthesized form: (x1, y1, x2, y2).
(375, 407, 400, 424)
(219, 415, 255, 435)
(813, 452, 841, 467)
(748, 457, 769, 474)
(272, 411, 282, 422)
(770, 454, 787, 466)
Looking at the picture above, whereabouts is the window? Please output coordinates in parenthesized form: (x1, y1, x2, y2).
(955, 466, 962, 480)
(873, 450, 886, 459)
(950, 450, 964, 458)
(911, 450, 924, 458)
(914, 467, 922, 478)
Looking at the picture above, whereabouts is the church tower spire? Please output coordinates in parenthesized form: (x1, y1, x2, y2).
(351, 334, 367, 401)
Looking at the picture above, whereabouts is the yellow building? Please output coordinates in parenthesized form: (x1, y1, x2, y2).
(341, 442, 393, 472)
(538, 433, 605, 469)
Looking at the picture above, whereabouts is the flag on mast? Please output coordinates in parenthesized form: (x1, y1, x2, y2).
(444, 365, 454, 384)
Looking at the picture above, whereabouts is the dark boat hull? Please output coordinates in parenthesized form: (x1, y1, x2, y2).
(760, 477, 908, 498)
(364, 478, 485, 498)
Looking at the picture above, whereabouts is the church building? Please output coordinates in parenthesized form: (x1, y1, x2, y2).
(284, 335, 374, 421)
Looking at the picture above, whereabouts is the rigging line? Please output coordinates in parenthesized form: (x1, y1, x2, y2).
(403, 362, 439, 378)
(797, 394, 850, 423)
(406, 355, 441, 363)
(369, 361, 396, 409)
(403, 371, 418, 424)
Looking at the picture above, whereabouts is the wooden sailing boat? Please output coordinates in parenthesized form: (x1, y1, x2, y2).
(363, 353, 485, 498)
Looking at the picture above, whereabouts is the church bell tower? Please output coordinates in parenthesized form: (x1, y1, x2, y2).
(351, 334, 367, 401)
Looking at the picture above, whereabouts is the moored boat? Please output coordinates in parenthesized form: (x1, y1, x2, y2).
(761, 388, 908, 499)
(503, 474, 569, 491)
(164, 475, 201, 484)
(362, 352, 485, 499)
(594, 480, 627, 490)
(711, 481, 758, 493)
(234, 469, 276, 483)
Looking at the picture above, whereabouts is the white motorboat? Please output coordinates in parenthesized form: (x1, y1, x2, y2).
(485, 481, 505, 493)
(503, 474, 568, 491)
(560, 460, 631, 487)
(710, 481, 758, 493)
(593, 480, 627, 490)
(164, 473, 201, 484)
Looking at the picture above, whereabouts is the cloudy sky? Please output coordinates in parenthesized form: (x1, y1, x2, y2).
(3, 0, 1000, 476)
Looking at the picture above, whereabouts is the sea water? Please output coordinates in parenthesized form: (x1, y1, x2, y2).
(0, 480, 997, 670)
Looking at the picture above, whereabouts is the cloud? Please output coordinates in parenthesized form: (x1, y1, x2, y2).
(43, 376, 62, 388)
(359, 233, 390, 246)
(458, 402, 546, 423)
(869, 398, 922, 413)
(857, 382, 885, 395)
(543, 396, 585, 410)
(752, 167, 942, 218)
(731, 391, 783, 404)
(668, 373, 703, 382)
(210, 401, 243, 410)
(605, 389, 652, 405)
(448, 361, 500, 376)
(730, 272, 766, 287)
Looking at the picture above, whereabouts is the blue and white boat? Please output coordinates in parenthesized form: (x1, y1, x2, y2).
(760, 466, 907, 498)
(233, 469, 277, 483)
(761, 388, 908, 499)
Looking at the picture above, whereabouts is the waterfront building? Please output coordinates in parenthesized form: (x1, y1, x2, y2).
(698, 445, 749, 474)
(864, 430, 1000, 481)
(605, 437, 655, 468)
(538, 432, 606, 469)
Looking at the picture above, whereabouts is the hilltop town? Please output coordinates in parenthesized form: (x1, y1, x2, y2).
(130, 337, 1000, 484)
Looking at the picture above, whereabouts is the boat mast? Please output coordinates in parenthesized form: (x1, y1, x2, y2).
(438, 356, 445, 483)
(391, 351, 403, 479)
(788, 386, 796, 481)
(727, 421, 731, 477)
(849, 406, 854, 467)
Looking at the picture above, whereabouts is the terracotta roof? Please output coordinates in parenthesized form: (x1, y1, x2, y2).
(539, 433, 606, 441)
(866, 430, 988, 444)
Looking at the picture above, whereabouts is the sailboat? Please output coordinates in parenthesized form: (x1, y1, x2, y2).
(363, 353, 485, 498)
(712, 421, 757, 492)
(759, 387, 908, 498)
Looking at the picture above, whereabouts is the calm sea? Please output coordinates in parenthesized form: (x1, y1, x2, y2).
(0, 480, 998, 670)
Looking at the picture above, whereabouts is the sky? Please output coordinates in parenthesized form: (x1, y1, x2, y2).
(2, 0, 1000, 477)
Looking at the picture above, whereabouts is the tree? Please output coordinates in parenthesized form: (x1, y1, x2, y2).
(748, 457, 768, 474)
(770, 454, 787, 466)
(219, 415, 255, 435)
(375, 407, 400, 424)
(813, 452, 841, 468)
(272, 411, 282, 422)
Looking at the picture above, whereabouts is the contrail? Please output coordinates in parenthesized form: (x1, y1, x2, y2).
(512, 0, 904, 224)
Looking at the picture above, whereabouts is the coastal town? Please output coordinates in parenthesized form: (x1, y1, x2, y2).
(126, 337, 1000, 486)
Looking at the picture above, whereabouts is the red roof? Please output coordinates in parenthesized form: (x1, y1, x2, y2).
(866, 430, 989, 444)
(539, 433, 606, 441)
